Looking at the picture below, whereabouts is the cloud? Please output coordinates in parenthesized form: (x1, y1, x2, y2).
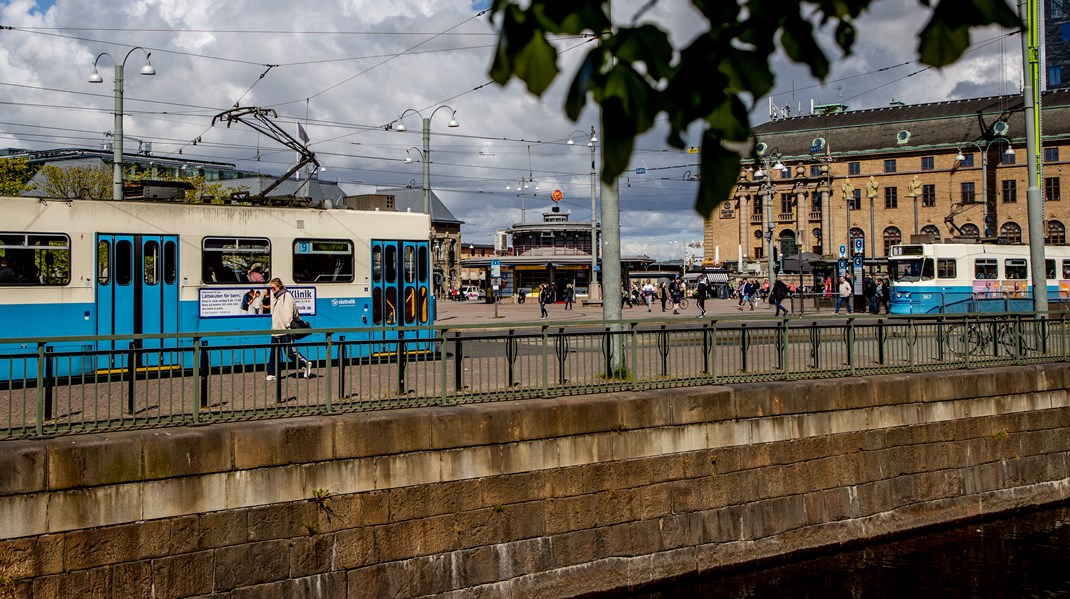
(0, 0, 1023, 260)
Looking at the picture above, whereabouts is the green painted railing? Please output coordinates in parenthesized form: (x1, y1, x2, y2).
(1, 313, 1066, 440)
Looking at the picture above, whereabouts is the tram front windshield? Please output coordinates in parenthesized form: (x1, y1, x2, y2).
(891, 258, 934, 282)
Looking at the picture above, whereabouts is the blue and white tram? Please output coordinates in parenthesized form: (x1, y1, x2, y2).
(887, 242, 1070, 314)
(0, 195, 435, 377)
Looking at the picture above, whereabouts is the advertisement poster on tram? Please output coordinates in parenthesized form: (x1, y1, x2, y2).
(198, 287, 317, 318)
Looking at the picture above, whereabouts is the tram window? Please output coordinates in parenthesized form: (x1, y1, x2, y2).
(372, 287, 383, 325)
(404, 245, 416, 283)
(164, 240, 177, 285)
(293, 239, 354, 283)
(385, 286, 397, 325)
(144, 240, 159, 285)
(202, 237, 270, 284)
(372, 246, 383, 283)
(922, 258, 935, 280)
(97, 240, 110, 285)
(974, 258, 998, 280)
(0, 233, 71, 286)
(385, 244, 397, 283)
(937, 258, 957, 279)
(1047, 259, 1057, 280)
(418, 245, 429, 283)
(1005, 259, 1028, 280)
(116, 239, 133, 286)
(1063, 260, 1070, 279)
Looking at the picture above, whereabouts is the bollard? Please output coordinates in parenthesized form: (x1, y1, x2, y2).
(199, 340, 210, 409)
(656, 326, 670, 376)
(505, 331, 518, 387)
(554, 328, 569, 384)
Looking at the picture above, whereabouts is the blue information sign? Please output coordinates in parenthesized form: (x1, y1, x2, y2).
(854, 238, 864, 254)
(838, 245, 847, 258)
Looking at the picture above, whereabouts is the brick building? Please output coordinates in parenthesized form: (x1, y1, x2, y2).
(704, 89, 1070, 275)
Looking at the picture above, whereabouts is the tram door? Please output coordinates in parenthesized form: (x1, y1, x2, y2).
(370, 240, 432, 353)
(95, 234, 180, 364)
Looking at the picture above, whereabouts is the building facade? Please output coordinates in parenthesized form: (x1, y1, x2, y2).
(704, 90, 1070, 276)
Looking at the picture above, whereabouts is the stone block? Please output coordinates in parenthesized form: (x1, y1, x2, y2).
(615, 389, 672, 430)
(0, 535, 62, 579)
(111, 560, 152, 599)
(549, 528, 602, 568)
(46, 483, 141, 534)
(639, 482, 673, 520)
(225, 464, 304, 510)
(228, 418, 334, 470)
(31, 566, 111, 599)
(511, 558, 625, 598)
(503, 536, 555, 579)
(214, 539, 290, 591)
(141, 427, 232, 480)
(430, 402, 523, 449)
(247, 500, 318, 541)
(480, 470, 550, 507)
(347, 562, 412, 599)
(500, 500, 548, 541)
(0, 493, 46, 539)
(63, 519, 171, 570)
(333, 409, 432, 458)
(301, 459, 374, 499)
(521, 394, 621, 440)
(438, 445, 501, 483)
(289, 534, 334, 578)
(333, 526, 378, 570)
(142, 472, 228, 521)
(197, 509, 249, 549)
(45, 433, 143, 490)
(0, 440, 45, 495)
(372, 451, 438, 490)
(229, 572, 346, 599)
(664, 385, 736, 425)
(152, 550, 215, 599)
(545, 493, 598, 536)
(500, 437, 561, 474)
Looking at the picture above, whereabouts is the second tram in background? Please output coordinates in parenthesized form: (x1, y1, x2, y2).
(0, 195, 434, 378)
(887, 242, 1070, 314)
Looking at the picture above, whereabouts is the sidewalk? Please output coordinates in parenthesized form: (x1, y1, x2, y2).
(434, 295, 854, 326)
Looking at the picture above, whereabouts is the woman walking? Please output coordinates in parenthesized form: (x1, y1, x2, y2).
(266, 278, 312, 380)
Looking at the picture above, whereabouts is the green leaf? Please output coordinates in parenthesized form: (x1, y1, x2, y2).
(565, 48, 603, 120)
(918, 13, 970, 67)
(835, 21, 856, 55)
(600, 98, 637, 183)
(613, 25, 674, 81)
(718, 48, 774, 97)
(696, 142, 742, 219)
(780, 14, 830, 80)
(488, 5, 559, 95)
(706, 96, 752, 142)
(601, 65, 656, 133)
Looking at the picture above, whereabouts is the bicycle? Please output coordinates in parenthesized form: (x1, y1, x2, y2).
(944, 318, 1035, 358)
(678, 297, 689, 310)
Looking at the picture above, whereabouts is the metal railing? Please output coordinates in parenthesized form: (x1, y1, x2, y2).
(1, 313, 1065, 440)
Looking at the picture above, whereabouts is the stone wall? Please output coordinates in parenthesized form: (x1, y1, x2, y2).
(1, 365, 1069, 598)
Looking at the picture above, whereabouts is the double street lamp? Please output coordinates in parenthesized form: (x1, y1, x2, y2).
(568, 126, 599, 296)
(88, 47, 156, 201)
(956, 138, 1015, 239)
(394, 105, 459, 216)
(753, 147, 785, 289)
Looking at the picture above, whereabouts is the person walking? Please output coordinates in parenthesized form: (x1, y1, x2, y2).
(564, 283, 575, 310)
(642, 279, 656, 312)
(266, 278, 312, 380)
(696, 276, 708, 317)
(771, 277, 790, 317)
(879, 278, 892, 314)
(863, 275, 879, 314)
(669, 276, 682, 314)
(659, 281, 669, 312)
(538, 283, 550, 319)
(738, 278, 755, 311)
(834, 276, 853, 314)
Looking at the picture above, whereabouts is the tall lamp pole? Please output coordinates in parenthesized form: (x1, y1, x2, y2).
(394, 106, 459, 216)
(88, 47, 156, 201)
(956, 137, 1015, 239)
(753, 148, 784, 291)
(568, 126, 599, 299)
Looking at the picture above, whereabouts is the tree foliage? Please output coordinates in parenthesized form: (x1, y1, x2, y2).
(0, 156, 38, 196)
(39, 164, 112, 200)
(489, 0, 1021, 217)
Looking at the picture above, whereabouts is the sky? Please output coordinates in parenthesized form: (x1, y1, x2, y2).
(0, 0, 1025, 260)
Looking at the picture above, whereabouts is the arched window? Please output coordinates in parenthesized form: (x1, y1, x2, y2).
(849, 227, 865, 254)
(920, 224, 941, 239)
(999, 222, 1022, 244)
(1047, 220, 1066, 245)
(778, 229, 796, 258)
(960, 223, 980, 238)
(882, 227, 902, 256)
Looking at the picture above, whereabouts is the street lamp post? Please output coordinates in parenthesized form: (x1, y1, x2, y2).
(753, 148, 784, 291)
(394, 106, 459, 216)
(568, 126, 599, 299)
(506, 177, 538, 224)
(88, 47, 156, 201)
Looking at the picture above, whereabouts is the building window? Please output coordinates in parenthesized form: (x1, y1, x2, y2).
(961, 181, 976, 203)
(753, 245, 764, 259)
(921, 224, 941, 239)
(883, 159, 897, 173)
(753, 195, 763, 216)
(1050, 66, 1063, 87)
(882, 227, 902, 256)
(1002, 179, 1018, 203)
(922, 184, 936, 207)
(849, 227, 865, 253)
(810, 165, 822, 177)
(921, 156, 935, 171)
(848, 162, 861, 176)
(999, 151, 1015, 165)
(851, 189, 862, 211)
(1064, 23, 1070, 40)
(884, 186, 898, 209)
(1046, 177, 1061, 201)
(960, 223, 980, 239)
(780, 193, 793, 215)
(1054, 0, 1066, 19)
(1048, 220, 1067, 244)
(1045, 147, 1060, 162)
(959, 153, 975, 167)
(999, 222, 1022, 244)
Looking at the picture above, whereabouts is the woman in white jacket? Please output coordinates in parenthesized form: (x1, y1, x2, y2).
(266, 278, 312, 380)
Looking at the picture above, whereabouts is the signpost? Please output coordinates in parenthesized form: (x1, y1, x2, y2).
(491, 260, 502, 318)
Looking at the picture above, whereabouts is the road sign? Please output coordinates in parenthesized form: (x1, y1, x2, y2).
(491, 260, 501, 278)
(854, 238, 864, 254)
(853, 256, 863, 268)
(837, 258, 847, 270)
(635, 167, 646, 175)
(838, 245, 847, 258)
